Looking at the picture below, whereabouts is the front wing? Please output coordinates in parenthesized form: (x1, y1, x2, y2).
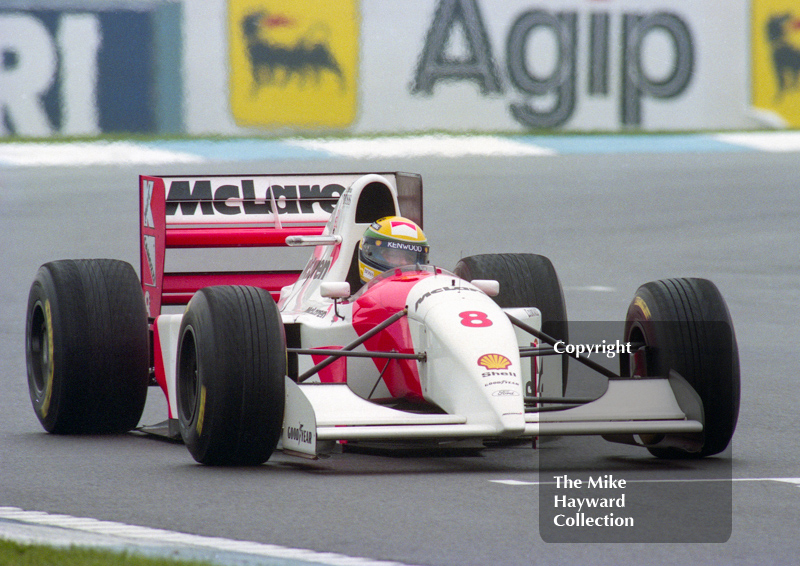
(280, 373, 703, 457)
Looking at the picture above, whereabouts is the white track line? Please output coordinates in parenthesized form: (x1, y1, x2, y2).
(0, 142, 203, 166)
(563, 285, 617, 292)
(291, 135, 555, 158)
(0, 507, 418, 566)
(714, 132, 800, 152)
(3, 132, 800, 167)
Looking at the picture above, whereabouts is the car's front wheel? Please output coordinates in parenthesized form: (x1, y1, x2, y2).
(177, 285, 286, 465)
(624, 278, 740, 458)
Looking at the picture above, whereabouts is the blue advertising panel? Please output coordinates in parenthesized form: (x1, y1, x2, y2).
(0, 2, 181, 137)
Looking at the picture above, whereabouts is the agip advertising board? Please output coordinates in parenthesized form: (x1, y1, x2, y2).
(182, 0, 755, 135)
(751, 0, 800, 127)
(355, 0, 753, 132)
(227, 0, 359, 129)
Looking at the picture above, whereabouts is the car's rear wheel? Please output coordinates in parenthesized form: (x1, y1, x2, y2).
(177, 285, 286, 465)
(454, 253, 569, 393)
(25, 259, 149, 434)
(624, 278, 740, 458)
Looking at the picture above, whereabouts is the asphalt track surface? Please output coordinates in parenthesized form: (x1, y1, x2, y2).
(1, 138, 799, 565)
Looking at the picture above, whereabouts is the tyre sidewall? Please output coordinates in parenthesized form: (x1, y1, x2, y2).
(177, 292, 217, 462)
(26, 267, 65, 432)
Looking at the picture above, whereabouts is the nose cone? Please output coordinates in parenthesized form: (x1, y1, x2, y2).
(406, 275, 526, 435)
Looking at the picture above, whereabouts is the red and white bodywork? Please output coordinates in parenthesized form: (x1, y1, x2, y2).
(141, 172, 703, 457)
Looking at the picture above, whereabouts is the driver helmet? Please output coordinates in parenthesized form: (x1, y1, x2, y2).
(358, 216, 429, 283)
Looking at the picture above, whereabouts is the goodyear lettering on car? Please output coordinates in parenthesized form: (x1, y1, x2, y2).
(286, 423, 313, 445)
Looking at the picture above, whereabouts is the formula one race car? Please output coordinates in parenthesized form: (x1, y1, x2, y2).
(25, 172, 740, 465)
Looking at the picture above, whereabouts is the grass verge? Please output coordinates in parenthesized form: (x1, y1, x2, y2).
(0, 539, 213, 566)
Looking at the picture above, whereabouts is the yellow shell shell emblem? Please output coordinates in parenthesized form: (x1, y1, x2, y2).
(478, 353, 512, 370)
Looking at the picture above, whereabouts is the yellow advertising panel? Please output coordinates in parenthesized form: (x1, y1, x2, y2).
(752, 1, 800, 127)
(229, 0, 359, 129)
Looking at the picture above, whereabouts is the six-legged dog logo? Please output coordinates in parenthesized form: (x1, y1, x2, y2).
(242, 11, 344, 93)
(766, 13, 800, 99)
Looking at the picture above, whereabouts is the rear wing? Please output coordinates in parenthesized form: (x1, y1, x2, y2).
(139, 173, 422, 319)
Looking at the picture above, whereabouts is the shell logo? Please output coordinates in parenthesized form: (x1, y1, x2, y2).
(478, 353, 512, 370)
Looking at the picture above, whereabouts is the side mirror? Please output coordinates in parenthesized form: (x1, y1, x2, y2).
(471, 279, 500, 297)
(320, 282, 351, 299)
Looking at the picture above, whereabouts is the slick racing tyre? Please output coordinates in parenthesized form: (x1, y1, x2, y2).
(25, 259, 149, 434)
(624, 278, 740, 458)
(177, 286, 286, 466)
(454, 253, 569, 393)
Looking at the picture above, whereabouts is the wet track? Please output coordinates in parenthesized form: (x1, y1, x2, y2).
(1, 143, 799, 565)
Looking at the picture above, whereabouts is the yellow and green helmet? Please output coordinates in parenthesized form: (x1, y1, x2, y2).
(358, 216, 429, 283)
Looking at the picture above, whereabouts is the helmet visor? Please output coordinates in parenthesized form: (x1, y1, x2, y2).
(362, 238, 429, 270)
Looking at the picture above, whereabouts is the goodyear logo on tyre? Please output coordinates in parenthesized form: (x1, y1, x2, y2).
(752, 0, 800, 126)
(228, 0, 359, 129)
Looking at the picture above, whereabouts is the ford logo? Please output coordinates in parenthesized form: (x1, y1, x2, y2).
(492, 390, 520, 397)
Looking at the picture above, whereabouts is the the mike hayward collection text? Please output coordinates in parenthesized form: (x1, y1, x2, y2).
(552, 474, 635, 528)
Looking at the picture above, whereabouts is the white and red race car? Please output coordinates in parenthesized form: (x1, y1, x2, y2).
(25, 172, 739, 464)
